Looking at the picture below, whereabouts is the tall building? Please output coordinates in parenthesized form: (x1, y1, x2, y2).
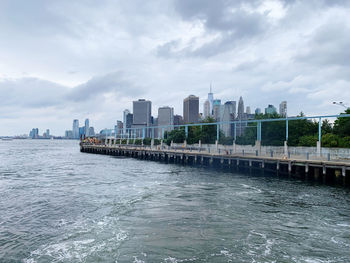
(115, 121, 123, 137)
(203, 100, 210, 118)
(79, 127, 85, 139)
(222, 101, 236, 137)
(279, 101, 287, 117)
(265, 104, 277, 115)
(173, 115, 183, 126)
(213, 99, 222, 121)
(65, 130, 73, 139)
(132, 99, 152, 136)
(123, 109, 130, 135)
(85, 119, 90, 136)
(29, 128, 39, 139)
(237, 97, 247, 137)
(246, 106, 251, 115)
(126, 113, 133, 131)
(43, 129, 50, 138)
(237, 97, 245, 119)
(73, 119, 79, 139)
(208, 85, 214, 115)
(158, 106, 174, 133)
(183, 95, 199, 124)
(255, 108, 261, 115)
(88, 127, 95, 136)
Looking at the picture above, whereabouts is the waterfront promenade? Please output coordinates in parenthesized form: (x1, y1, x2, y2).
(80, 141, 350, 186)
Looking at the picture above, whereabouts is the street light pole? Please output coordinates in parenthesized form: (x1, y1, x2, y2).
(333, 101, 348, 108)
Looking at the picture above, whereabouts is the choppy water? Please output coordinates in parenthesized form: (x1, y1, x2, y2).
(0, 140, 350, 263)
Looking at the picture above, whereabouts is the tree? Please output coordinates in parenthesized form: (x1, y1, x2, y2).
(298, 135, 318, 147)
(165, 128, 186, 145)
(322, 119, 333, 134)
(287, 113, 318, 146)
(199, 117, 217, 144)
(187, 125, 201, 144)
(333, 108, 350, 137)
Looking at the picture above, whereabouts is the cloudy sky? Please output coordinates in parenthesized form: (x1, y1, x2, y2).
(1, 0, 350, 136)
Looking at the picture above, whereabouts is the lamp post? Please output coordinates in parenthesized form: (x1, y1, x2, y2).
(333, 101, 348, 108)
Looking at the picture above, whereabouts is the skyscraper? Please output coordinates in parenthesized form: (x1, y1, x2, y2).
(279, 101, 287, 117)
(246, 106, 251, 115)
(265, 104, 277, 115)
(237, 97, 247, 137)
(29, 128, 39, 139)
(203, 100, 210, 118)
(88, 127, 95, 136)
(183, 95, 199, 124)
(213, 99, 222, 121)
(173, 115, 183, 126)
(237, 97, 245, 120)
(123, 109, 130, 135)
(222, 101, 236, 137)
(115, 121, 123, 137)
(158, 106, 174, 132)
(73, 119, 79, 139)
(208, 85, 214, 115)
(255, 108, 261, 115)
(85, 118, 89, 136)
(132, 99, 152, 136)
(126, 113, 133, 137)
(44, 129, 50, 138)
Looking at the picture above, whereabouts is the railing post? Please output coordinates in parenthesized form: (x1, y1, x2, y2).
(185, 125, 188, 138)
(317, 117, 322, 157)
(257, 121, 261, 141)
(286, 118, 289, 141)
(318, 117, 322, 142)
(234, 122, 236, 141)
(217, 124, 219, 142)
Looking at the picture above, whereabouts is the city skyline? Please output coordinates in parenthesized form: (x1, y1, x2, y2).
(1, 1, 350, 135)
(23, 93, 287, 138)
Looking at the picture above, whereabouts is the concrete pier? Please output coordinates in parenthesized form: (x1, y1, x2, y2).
(80, 143, 350, 186)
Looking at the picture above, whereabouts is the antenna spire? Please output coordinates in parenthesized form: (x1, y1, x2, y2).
(210, 82, 212, 93)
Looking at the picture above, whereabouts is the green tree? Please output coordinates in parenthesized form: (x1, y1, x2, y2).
(165, 128, 186, 145)
(322, 133, 341, 147)
(187, 125, 201, 144)
(298, 135, 318, 147)
(288, 113, 318, 146)
(322, 119, 333, 134)
(333, 108, 350, 137)
(199, 117, 217, 144)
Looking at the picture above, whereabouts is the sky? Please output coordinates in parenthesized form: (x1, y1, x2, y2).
(1, 0, 350, 136)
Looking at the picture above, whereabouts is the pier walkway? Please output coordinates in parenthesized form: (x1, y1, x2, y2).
(80, 143, 350, 186)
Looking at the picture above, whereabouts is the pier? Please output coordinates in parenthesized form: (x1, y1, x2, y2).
(80, 142, 350, 186)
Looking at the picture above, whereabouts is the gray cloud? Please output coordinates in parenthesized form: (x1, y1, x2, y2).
(66, 72, 142, 102)
(296, 22, 350, 68)
(1, 0, 350, 135)
(157, 0, 269, 57)
(0, 78, 67, 108)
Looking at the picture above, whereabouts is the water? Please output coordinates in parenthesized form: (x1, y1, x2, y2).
(0, 140, 350, 263)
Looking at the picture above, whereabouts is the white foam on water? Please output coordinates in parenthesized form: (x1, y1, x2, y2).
(24, 215, 129, 262)
(331, 236, 350, 247)
(247, 230, 276, 258)
(25, 238, 95, 262)
(133, 256, 146, 263)
(236, 184, 262, 195)
(162, 256, 198, 263)
(264, 239, 275, 256)
(337, 223, 350, 227)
